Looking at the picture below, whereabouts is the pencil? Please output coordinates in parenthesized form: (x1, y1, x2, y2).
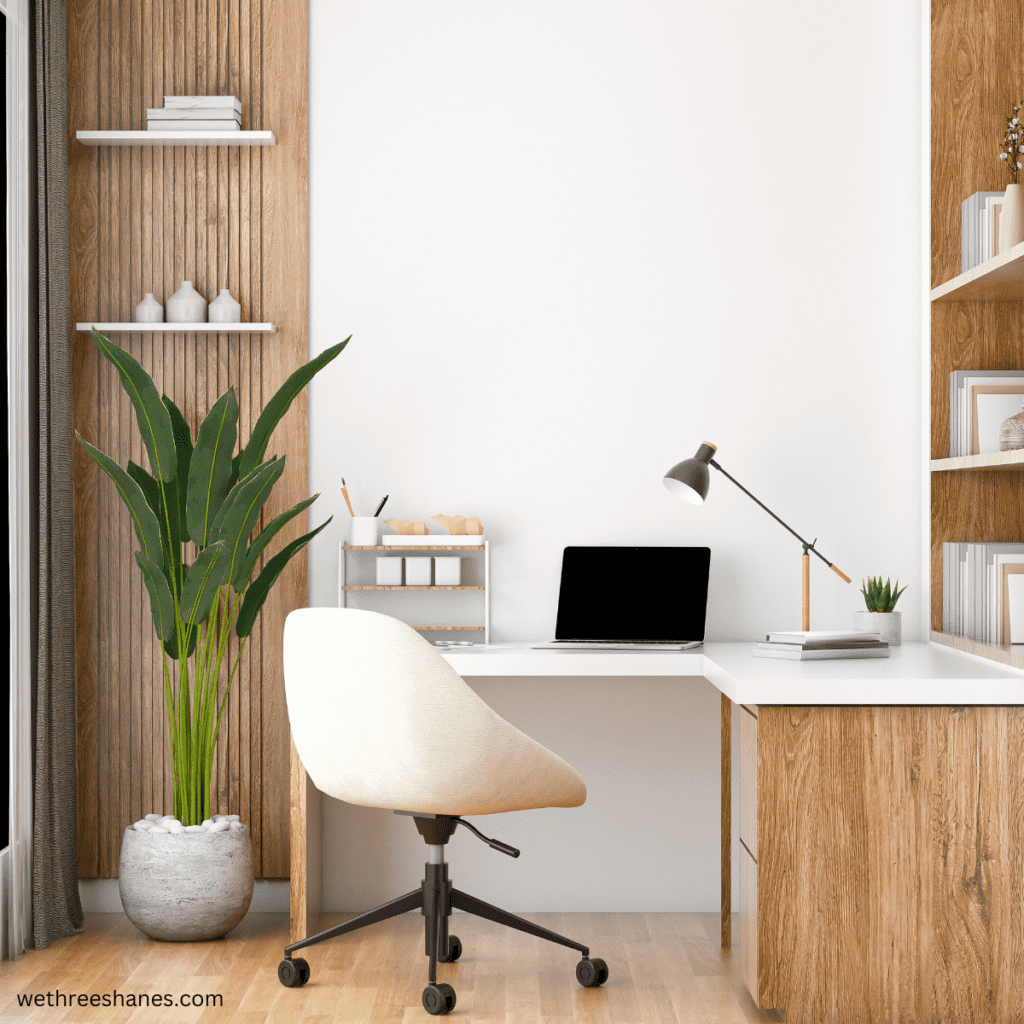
(340, 478, 355, 517)
(373, 495, 389, 517)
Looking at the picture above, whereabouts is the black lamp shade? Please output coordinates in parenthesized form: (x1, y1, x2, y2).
(663, 443, 716, 505)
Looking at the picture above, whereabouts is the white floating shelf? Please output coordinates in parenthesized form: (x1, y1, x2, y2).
(76, 130, 276, 147)
(77, 322, 276, 334)
(931, 240, 1024, 301)
(931, 449, 1024, 472)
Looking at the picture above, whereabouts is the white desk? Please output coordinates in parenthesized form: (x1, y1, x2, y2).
(441, 640, 1024, 703)
(289, 641, 1024, 1023)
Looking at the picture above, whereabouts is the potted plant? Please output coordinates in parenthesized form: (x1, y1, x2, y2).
(854, 576, 907, 647)
(76, 328, 349, 940)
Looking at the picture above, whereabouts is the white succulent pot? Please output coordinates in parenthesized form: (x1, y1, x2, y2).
(119, 818, 253, 941)
(853, 609, 901, 646)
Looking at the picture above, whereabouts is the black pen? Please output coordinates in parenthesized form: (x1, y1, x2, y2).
(373, 495, 389, 517)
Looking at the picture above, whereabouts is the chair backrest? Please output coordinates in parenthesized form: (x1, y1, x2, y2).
(284, 608, 586, 816)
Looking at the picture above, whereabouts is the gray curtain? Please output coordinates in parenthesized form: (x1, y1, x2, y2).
(31, 0, 83, 950)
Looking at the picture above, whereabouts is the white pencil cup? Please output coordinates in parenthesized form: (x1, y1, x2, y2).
(350, 517, 378, 547)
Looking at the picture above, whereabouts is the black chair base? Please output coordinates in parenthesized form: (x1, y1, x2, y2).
(277, 816, 608, 1015)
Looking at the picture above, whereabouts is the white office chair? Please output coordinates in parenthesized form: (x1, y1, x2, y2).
(278, 607, 608, 1015)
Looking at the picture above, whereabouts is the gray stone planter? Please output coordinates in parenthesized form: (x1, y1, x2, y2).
(119, 825, 254, 941)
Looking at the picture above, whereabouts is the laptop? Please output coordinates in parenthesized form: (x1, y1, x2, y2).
(531, 546, 711, 650)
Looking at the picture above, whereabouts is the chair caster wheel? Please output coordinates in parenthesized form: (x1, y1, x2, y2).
(576, 957, 608, 988)
(439, 935, 462, 962)
(422, 982, 457, 1015)
(278, 957, 310, 987)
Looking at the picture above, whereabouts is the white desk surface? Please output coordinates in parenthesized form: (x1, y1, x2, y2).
(439, 641, 1024, 705)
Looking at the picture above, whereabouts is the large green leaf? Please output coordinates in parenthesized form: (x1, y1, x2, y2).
(212, 458, 286, 585)
(93, 330, 176, 483)
(187, 388, 238, 547)
(164, 616, 198, 661)
(163, 395, 195, 543)
(135, 552, 176, 643)
(235, 518, 332, 639)
(77, 434, 164, 568)
(236, 337, 349, 480)
(180, 542, 230, 629)
(128, 461, 184, 600)
(234, 493, 318, 592)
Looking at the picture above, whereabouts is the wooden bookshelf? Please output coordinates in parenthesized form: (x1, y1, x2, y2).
(929, 1, 1024, 668)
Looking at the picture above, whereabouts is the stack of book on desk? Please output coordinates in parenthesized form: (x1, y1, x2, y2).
(753, 630, 890, 660)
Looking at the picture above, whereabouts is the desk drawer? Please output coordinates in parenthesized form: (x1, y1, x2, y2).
(739, 703, 758, 859)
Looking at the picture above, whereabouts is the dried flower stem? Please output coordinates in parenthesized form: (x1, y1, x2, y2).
(1000, 102, 1024, 185)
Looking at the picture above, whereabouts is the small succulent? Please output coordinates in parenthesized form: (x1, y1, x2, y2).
(860, 576, 906, 612)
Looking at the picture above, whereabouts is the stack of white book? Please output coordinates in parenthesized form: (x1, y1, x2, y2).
(146, 96, 242, 133)
(753, 630, 890, 661)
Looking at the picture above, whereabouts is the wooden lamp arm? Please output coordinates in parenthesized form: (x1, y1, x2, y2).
(830, 564, 852, 584)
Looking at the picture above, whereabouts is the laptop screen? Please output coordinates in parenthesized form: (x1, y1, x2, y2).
(554, 546, 711, 642)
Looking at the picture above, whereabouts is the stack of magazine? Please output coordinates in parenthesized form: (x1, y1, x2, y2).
(753, 630, 890, 661)
(943, 541, 1024, 642)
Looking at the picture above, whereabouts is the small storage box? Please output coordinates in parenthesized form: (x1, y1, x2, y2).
(434, 556, 462, 586)
(405, 557, 432, 586)
(375, 557, 403, 585)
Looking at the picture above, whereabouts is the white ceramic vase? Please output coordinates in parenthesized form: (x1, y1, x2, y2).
(134, 292, 164, 323)
(853, 609, 901, 646)
(999, 184, 1024, 253)
(166, 280, 208, 323)
(209, 288, 242, 323)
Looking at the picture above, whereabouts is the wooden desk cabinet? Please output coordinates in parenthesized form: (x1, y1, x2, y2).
(736, 700, 1024, 1024)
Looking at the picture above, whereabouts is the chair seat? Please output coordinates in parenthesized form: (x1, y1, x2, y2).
(284, 608, 586, 816)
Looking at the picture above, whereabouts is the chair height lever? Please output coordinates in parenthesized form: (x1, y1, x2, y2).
(454, 817, 521, 858)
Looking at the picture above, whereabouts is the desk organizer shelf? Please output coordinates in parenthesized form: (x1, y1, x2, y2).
(338, 542, 490, 642)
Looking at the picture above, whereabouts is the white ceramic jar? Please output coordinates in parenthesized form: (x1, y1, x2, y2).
(209, 288, 242, 323)
(166, 280, 207, 323)
(135, 292, 164, 323)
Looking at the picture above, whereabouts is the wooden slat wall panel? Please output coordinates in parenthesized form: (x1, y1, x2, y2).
(68, 0, 307, 879)
(931, 1, 1024, 629)
(758, 706, 1024, 1024)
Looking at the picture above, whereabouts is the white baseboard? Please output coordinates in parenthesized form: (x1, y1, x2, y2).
(78, 878, 290, 914)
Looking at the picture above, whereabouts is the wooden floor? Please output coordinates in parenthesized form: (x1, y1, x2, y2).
(1, 912, 783, 1023)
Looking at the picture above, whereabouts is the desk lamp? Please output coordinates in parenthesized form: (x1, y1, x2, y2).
(663, 442, 851, 630)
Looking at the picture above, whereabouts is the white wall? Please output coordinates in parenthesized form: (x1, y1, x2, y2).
(308, 1, 922, 913)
